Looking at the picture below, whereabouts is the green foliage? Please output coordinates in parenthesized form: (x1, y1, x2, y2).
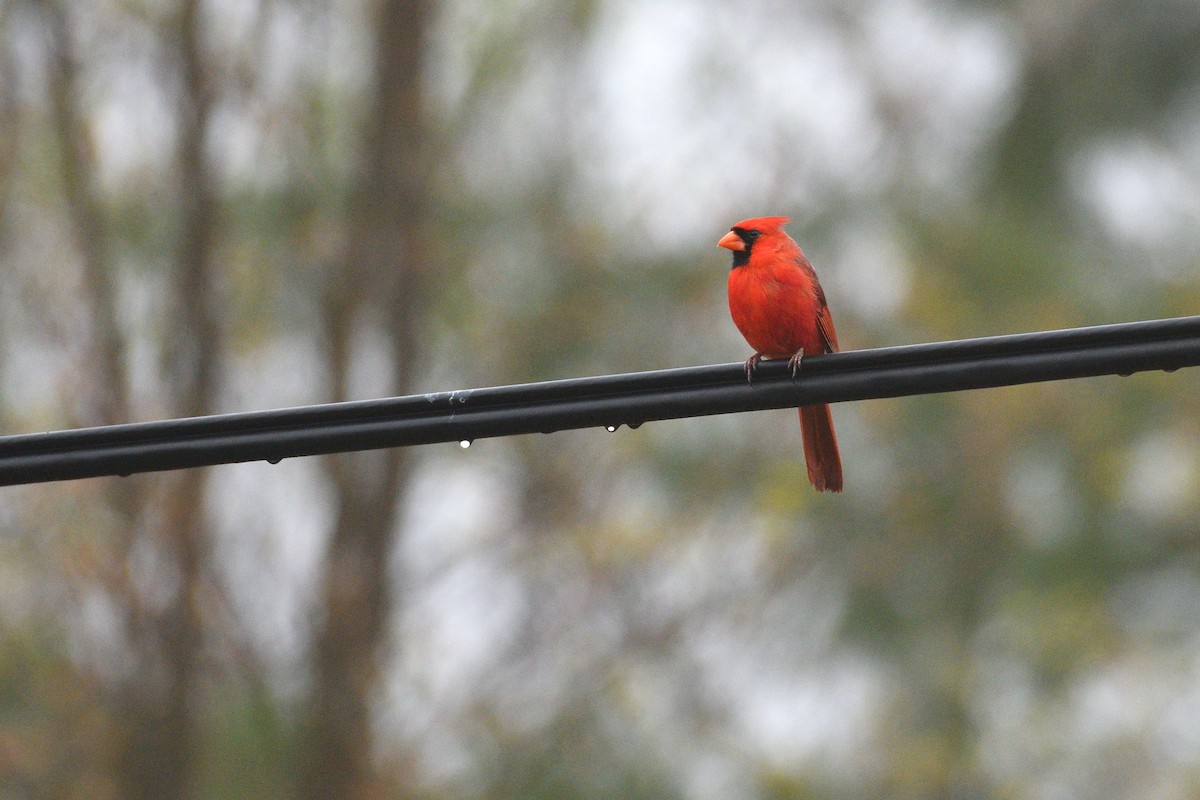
(196, 687, 296, 800)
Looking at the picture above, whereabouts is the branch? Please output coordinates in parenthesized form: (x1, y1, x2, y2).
(2, 315, 1199, 486)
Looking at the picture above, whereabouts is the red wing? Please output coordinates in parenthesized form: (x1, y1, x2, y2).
(816, 301, 839, 353)
(784, 252, 839, 354)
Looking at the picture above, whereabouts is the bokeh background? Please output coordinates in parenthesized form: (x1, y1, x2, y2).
(3, 0, 1200, 797)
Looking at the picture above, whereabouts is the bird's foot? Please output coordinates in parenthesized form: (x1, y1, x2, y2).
(788, 349, 805, 379)
(743, 353, 763, 384)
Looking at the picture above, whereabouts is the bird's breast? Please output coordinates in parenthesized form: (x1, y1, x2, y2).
(727, 263, 822, 358)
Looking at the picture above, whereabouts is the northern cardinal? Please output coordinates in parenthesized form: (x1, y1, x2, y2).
(719, 216, 843, 492)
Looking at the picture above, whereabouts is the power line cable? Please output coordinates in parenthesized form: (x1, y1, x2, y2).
(2, 314, 1199, 486)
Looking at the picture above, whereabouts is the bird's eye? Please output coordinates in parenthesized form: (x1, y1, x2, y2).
(746, 230, 761, 241)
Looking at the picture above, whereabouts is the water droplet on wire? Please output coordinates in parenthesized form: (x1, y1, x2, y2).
(459, 440, 472, 449)
(605, 425, 618, 432)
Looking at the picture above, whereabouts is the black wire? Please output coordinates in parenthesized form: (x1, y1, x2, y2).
(3, 315, 1200, 486)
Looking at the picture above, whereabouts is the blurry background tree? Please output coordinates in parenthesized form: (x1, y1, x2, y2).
(2, 1, 1200, 799)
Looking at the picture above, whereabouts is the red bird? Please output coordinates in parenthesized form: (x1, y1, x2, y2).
(719, 216, 843, 492)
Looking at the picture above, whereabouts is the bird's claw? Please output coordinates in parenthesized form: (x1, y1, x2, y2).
(788, 349, 805, 379)
(744, 353, 762, 384)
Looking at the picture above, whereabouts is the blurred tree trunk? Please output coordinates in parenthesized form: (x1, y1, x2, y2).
(299, 1, 430, 798)
(39, 0, 130, 430)
(39, 1, 220, 797)
(0, 17, 13, 423)
(121, 1, 220, 797)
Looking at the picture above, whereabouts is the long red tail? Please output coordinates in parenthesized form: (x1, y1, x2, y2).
(798, 404, 842, 492)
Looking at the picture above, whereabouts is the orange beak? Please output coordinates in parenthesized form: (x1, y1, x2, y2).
(717, 230, 744, 251)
